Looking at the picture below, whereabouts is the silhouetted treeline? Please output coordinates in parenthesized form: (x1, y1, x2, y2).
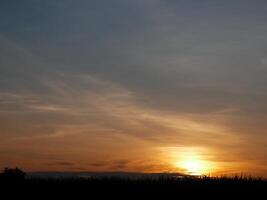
(0, 167, 26, 180)
(0, 168, 266, 199)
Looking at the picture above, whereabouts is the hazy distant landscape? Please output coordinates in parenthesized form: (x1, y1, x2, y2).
(27, 171, 185, 179)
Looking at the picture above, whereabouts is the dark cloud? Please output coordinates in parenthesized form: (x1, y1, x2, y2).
(89, 161, 107, 168)
(112, 160, 130, 169)
(48, 162, 74, 166)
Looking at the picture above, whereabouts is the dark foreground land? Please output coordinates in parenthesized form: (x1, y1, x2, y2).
(0, 171, 266, 199)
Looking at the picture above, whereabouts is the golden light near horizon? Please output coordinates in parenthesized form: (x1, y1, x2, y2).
(161, 147, 216, 176)
(176, 152, 211, 176)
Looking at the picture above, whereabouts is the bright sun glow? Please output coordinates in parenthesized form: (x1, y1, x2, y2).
(179, 157, 207, 175)
(168, 147, 214, 176)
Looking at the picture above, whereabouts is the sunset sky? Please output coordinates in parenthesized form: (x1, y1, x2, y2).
(1, 0, 267, 177)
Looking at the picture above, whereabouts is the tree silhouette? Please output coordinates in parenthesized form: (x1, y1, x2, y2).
(1, 167, 26, 181)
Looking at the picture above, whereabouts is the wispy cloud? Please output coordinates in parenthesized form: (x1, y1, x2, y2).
(1, 0, 267, 175)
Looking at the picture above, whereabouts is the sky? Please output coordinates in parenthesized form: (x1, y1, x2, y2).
(0, 0, 267, 176)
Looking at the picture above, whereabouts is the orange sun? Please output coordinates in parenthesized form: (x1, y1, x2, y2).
(162, 147, 215, 176)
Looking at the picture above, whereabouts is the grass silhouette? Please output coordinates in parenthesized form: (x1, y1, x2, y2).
(0, 168, 266, 198)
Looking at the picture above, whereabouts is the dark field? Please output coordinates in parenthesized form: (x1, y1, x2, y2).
(1, 172, 266, 199)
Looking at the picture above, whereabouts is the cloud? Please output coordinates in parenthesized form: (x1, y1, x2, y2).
(1, 0, 267, 175)
(89, 161, 108, 168)
(0, 66, 255, 154)
(48, 162, 74, 166)
(112, 160, 130, 169)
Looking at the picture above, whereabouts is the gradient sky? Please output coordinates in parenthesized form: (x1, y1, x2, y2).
(1, 0, 267, 176)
